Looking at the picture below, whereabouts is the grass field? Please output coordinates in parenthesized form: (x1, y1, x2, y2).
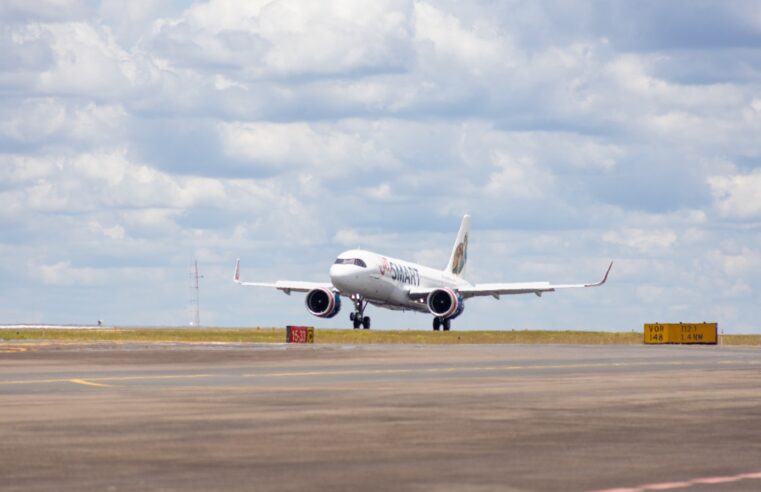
(1, 327, 759, 345)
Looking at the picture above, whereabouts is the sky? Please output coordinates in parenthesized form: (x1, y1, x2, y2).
(1, 0, 760, 332)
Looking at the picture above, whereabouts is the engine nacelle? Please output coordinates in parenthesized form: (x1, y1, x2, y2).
(426, 288, 464, 320)
(305, 288, 341, 318)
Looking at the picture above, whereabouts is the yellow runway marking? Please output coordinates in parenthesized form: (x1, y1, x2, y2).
(0, 374, 213, 386)
(69, 379, 112, 388)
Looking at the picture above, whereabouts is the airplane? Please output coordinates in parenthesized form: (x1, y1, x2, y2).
(233, 215, 612, 331)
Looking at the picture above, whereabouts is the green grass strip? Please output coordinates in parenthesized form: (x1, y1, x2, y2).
(1, 327, 758, 345)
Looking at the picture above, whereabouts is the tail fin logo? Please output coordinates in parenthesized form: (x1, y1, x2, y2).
(451, 233, 468, 275)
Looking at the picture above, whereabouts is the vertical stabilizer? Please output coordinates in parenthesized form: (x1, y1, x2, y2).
(445, 215, 470, 276)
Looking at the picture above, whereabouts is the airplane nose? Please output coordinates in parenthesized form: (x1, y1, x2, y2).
(330, 264, 353, 290)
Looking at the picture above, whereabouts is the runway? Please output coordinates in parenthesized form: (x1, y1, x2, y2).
(1, 342, 760, 491)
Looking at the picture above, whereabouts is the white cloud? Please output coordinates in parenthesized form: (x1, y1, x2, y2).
(88, 221, 126, 240)
(414, 2, 505, 70)
(333, 229, 399, 250)
(98, 0, 175, 44)
(603, 228, 677, 253)
(485, 152, 554, 199)
(213, 74, 247, 91)
(474, 127, 623, 172)
(707, 248, 761, 276)
(0, 99, 127, 145)
(150, 0, 414, 78)
(33, 260, 164, 286)
(709, 170, 761, 219)
(635, 284, 696, 306)
(36, 22, 139, 96)
(333, 229, 362, 246)
(0, 0, 88, 21)
(0, 154, 56, 184)
(218, 120, 400, 173)
(66, 149, 225, 210)
(180, 0, 271, 33)
(0, 149, 318, 242)
(363, 182, 396, 201)
(99, 0, 166, 24)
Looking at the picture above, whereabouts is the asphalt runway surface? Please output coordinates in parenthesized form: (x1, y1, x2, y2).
(1, 341, 760, 492)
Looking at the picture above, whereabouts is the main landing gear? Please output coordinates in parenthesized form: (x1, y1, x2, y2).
(349, 294, 370, 329)
(432, 317, 451, 331)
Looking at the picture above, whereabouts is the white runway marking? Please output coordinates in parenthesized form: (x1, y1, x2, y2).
(590, 471, 761, 492)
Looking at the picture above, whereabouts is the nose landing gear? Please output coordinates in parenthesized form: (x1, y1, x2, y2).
(349, 295, 371, 329)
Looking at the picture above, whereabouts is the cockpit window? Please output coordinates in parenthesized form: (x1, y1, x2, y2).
(334, 258, 367, 268)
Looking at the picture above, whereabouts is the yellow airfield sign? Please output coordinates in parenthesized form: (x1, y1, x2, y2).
(644, 323, 718, 345)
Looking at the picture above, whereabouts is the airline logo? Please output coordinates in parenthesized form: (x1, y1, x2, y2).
(451, 233, 468, 275)
(379, 257, 420, 286)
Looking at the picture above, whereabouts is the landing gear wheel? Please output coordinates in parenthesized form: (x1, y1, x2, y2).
(442, 319, 451, 331)
(350, 295, 369, 330)
(433, 317, 441, 331)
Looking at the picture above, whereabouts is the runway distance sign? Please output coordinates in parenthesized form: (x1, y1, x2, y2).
(286, 325, 315, 344)
(644, 323, 717, 345)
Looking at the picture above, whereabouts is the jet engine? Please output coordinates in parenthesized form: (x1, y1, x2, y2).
(305, 288, 341, 318)
(426, 288, 464, 319)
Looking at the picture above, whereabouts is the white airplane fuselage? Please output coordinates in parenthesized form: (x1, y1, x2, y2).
(329, 249, 469, 313)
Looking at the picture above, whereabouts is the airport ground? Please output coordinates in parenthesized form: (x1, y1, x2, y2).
(1, 341, 760, 492)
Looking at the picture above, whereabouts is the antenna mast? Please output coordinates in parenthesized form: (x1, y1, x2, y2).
(190, 259, 203, 326)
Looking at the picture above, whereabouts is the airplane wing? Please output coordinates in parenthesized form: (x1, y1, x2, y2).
(233, 259, 332, 295)
(407, 262, 612, 300)
(459, 261, 612, 299)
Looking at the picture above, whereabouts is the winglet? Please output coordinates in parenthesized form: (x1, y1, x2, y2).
(586, 261, 613, 287)
(233, 258, 241, 283)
